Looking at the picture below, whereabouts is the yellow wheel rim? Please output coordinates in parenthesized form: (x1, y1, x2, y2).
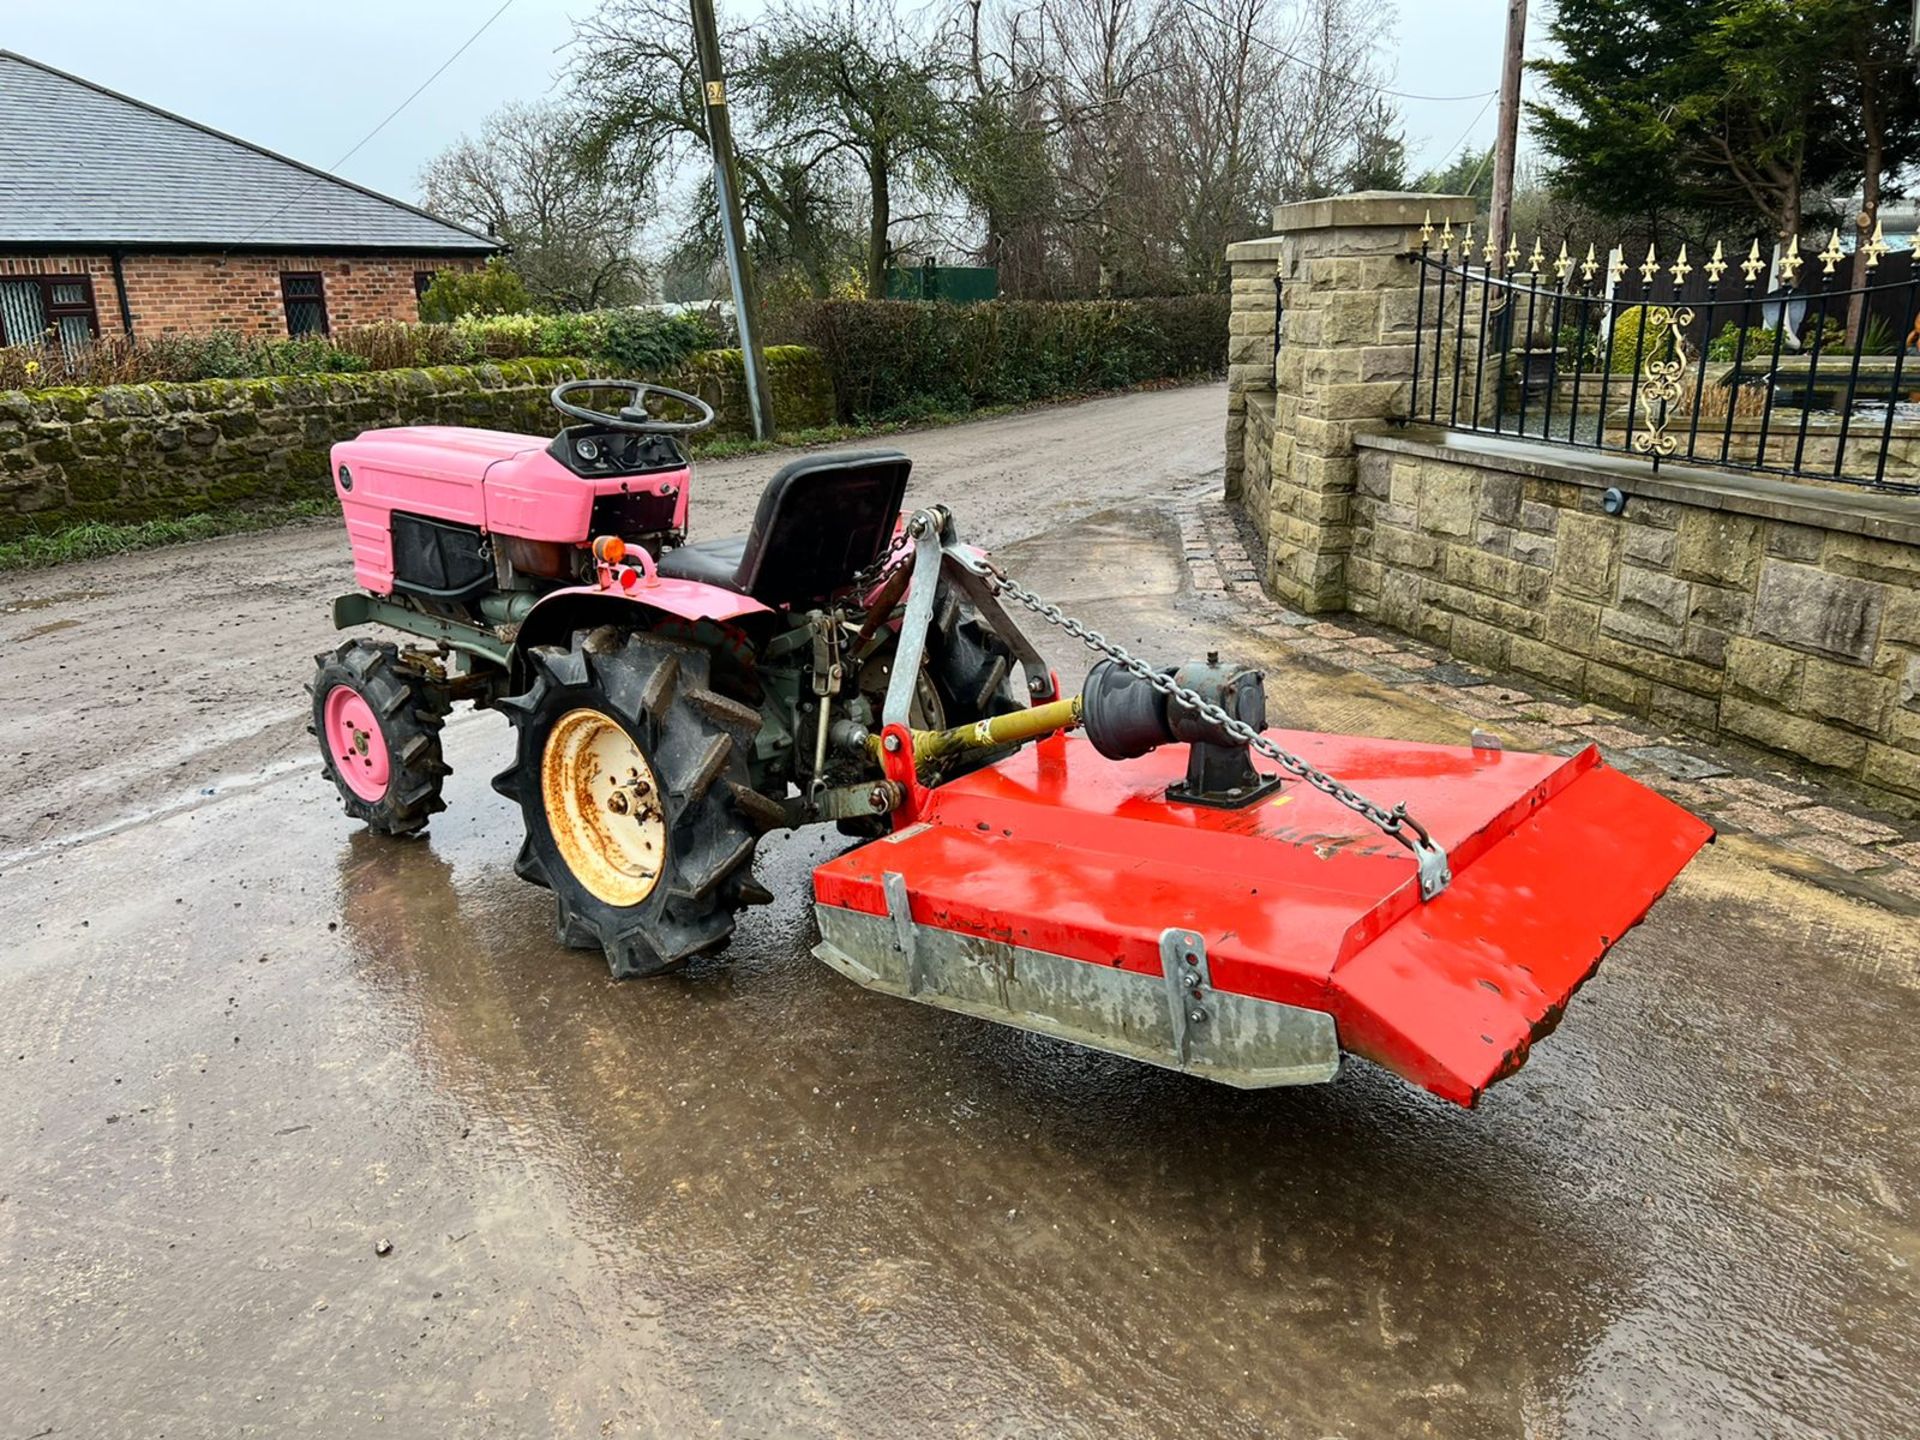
(541, 708, 667, 907)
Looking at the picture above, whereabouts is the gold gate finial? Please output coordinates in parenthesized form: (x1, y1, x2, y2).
(1580, 243, 1599, 283)
(1705, 241, 1727, 284)
(1818, 228, 1846, 275)
(1865, 218, 1889, 268)
(1638, 243, 1660, 284)
(1504, 234, 1521, 270)
(1606, 248, 1627, 287)
(1780, 237, 1804, 284)
(1740, 239, 1765, 284)
(1419, 210, 1434, 245)
(1669, 244, 1693, 285)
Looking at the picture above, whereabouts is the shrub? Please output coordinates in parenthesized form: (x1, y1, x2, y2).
(333, 320, 483, 370)
(1601, 306, 1649, 373)
(418, 258, 533, 321)
(1860, 313, 1898, 356)
(1707, 321, 1776, 362)
(0, 305, 726, 394)
(1802, 314, 1848, 353)
(596, 309, 721, 370)
(770, 296, 1229, 420)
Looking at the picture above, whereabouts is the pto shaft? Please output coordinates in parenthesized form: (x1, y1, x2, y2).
(878, 696, 1084, 772)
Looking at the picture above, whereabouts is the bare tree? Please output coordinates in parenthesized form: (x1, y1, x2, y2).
(567, 0, 1396, 302)
(1265, 0, 1391, 205)
(571, 0, 856, 295)
(1147, 0, 1288, 290)
(947, 0, 1397, 294)
(755, 0, 967, 296)
(419, 102, 652, 310)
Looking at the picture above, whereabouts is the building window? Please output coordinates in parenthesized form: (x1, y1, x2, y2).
(281, 272, 328, 336)
(0, 274, 100, 357)
(414, 270, 438, 307)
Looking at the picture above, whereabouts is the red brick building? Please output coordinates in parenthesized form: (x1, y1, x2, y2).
(0, 50, 499, 352)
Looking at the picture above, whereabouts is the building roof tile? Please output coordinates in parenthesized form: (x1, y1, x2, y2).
(0, 51, 499, 254)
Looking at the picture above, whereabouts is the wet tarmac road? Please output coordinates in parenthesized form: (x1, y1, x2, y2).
(4, 387, 1920, 1437)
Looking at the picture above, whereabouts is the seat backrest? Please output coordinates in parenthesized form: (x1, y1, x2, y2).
(733, 449, 912, 606)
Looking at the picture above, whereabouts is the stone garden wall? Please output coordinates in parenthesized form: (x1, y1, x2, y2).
(0, 347, 835, 540)
(1227, 190, 1920, 807)
(1352, 430, 1920, 804)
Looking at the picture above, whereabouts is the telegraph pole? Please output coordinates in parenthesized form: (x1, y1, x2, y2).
(1488, 0, 1527, 259)
(690, 0, 775, 439)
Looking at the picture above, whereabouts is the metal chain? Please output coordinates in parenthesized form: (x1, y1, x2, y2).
(961, 550, 1452, 896)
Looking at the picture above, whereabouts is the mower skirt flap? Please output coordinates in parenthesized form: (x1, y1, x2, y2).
(812, 731, 1711, 1106)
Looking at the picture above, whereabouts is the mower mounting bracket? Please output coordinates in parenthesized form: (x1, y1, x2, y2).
(883, 870, 925, 996)
(1160, 928, 1214, 1066)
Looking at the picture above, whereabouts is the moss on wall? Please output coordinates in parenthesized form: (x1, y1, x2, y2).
(0, 349, 836, 540)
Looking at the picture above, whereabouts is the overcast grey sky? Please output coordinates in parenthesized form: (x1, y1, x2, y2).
(3, 0, 1524, 208)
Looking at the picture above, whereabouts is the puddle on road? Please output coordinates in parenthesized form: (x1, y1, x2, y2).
(1, 588, 107, 615)
(334, 815, 1627, 1437)
(15, 617, 80, 641)
(5, 506, 1919, 1437)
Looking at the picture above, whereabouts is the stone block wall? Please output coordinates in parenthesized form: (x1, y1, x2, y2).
(1225, 193, 1476, 613)
(1353, 430, 1920, 804)
(0, 346, 835, 539)
(1224, 236, 1283, 501)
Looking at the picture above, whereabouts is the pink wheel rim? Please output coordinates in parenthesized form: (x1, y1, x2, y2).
(324, 686, 391, 802)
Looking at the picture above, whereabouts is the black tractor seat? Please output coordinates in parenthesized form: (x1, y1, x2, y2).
(653, 536, 746, 589)
(655, 449, 912, 608)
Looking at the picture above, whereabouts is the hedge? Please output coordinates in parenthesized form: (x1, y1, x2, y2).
(0, 349, 835, 541)
(0, 309, 721, 392)
(771, 296, 1229, 421)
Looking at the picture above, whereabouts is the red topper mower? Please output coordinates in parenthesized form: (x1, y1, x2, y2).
(313, 379, 1711, 1106)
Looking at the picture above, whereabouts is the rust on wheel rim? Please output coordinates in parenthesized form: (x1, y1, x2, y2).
(542, 708, 667, 907)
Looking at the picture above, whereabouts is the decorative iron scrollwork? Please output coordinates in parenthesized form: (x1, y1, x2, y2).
(1632, 305, 1695, 459)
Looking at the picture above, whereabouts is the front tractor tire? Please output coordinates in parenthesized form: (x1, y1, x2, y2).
(310, 640, 451, 835)
(494, 628, 782, 979)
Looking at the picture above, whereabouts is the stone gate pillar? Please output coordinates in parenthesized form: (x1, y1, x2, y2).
(1224, 234, 1283, 505)
(1253, 191, 1476, 612)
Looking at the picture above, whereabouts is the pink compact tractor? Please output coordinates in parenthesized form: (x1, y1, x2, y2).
(314, 380, 1711, 1106)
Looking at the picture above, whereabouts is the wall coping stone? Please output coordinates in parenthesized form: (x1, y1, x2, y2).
(1225, 235, 1285, 263)
(1359, 426, 1920, 548)
(1272, 191, 1476, 232)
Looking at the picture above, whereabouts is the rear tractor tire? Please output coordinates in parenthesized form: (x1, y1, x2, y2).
(310, 640, 452, 835)
(494, 628, 784, 979)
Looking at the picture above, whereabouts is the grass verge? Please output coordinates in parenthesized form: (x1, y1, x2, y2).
(0, 497, 337, 572)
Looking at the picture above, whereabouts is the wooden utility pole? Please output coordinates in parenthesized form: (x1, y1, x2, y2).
(690, 0, 774, 439)
(1488, 0, 1527, 260)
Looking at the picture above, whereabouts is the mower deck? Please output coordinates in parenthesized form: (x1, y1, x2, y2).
(813, 730, 1712, 1105)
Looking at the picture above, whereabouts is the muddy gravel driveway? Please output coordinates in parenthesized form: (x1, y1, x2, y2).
(3, 384, 1918, 1438)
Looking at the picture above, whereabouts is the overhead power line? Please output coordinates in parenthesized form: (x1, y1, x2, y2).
(237, 0, 518, 244)
(1171, 0, 1498, 104)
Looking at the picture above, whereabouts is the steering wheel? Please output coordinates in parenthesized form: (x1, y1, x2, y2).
(550, 379, 716, 435)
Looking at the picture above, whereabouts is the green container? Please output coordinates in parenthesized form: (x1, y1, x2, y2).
(885, 263, 999, 304)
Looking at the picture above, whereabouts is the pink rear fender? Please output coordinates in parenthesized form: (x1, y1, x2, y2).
(509, 578, 772, 681)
